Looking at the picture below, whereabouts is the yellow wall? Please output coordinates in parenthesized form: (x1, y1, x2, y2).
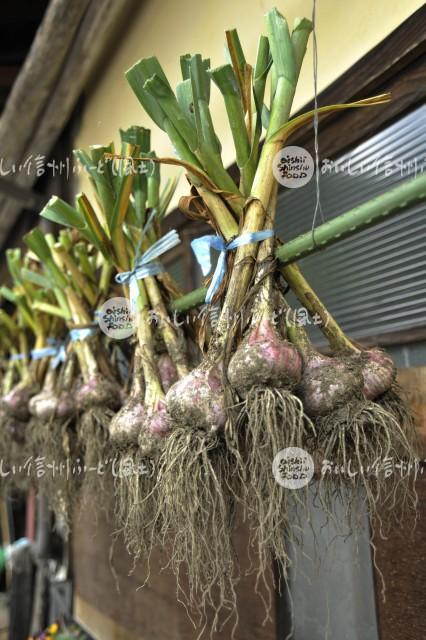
(74, 0, 423, 208)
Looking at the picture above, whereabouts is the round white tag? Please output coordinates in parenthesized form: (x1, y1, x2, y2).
(97, 297, 135, 340)
(272, 145, 314, 188)
(272, 446, 315, 489)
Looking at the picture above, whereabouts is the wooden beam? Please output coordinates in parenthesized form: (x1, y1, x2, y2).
(293, 53, 426, 161)
(374, 471, 426, 640)
(300, 5, 426, 114)
(288, 4, 426, 156)
(0, 0, 136, 246)
(0, 0, 91, 169)
(0, 176, 46, 209)
(27, 0, 135, 168)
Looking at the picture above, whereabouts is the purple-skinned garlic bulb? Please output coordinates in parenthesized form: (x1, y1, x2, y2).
(76, 374, 122, 412)
(138, 400, 171, 455)
(299, 352, 363, 417)
(109, 349, 145, 448)
(2, 382, 39, 421)
(157, 353, 178, 393)
(29, 390, 75, 421)
(361, 349, 396, 400)
(287, 323, 363, 417)
(228, 317, 302, 397)
(165, 364, 227, 433)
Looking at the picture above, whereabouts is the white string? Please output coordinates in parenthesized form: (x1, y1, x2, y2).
(134, 207, 157, 262)
(311, 0, 325, 243)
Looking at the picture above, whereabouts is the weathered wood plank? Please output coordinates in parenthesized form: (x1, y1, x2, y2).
(72, 500, 276, 640)
(374, 475, 426, 640)
(0, 176, 44, 208)
(374, 366, 426, 640)
(398, 366, 426, 455)
(75, 596, 132, 640)
(0, 0, 90, 165)
(27, 0, 133, 168)
(0, 0, 135, 245)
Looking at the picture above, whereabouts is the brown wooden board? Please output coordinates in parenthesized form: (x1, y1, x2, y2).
(72, 501, 276, 640)
(398, 366, 426, 456)
(374, 474, 426, 640)
(373, 366, 426, 640)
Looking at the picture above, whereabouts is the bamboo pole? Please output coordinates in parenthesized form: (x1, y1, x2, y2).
(276, 171, 426, 265)
(170, 172, 426, 312)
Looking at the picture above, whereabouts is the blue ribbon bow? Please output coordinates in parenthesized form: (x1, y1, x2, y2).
(191, 230, 274, 304)
(115, 230, 181, 310)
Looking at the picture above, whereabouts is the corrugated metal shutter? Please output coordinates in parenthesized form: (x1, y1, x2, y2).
(276, 104, 426, 341)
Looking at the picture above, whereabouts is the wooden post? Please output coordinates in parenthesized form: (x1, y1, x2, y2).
(0, 0, 134, 246)
(0, 0, 91, 167)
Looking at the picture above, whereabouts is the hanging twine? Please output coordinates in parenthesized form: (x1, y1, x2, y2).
(311, 0, 325, 245)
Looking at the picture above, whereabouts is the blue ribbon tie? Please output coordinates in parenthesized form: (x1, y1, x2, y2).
(51, 344, 67, 369)
(31, 338, 67, 369)
(69, 327, 98, 342)
(191, 230, 274, 304)
(115, 230, 181, 311)
(10, 353, 26, 362)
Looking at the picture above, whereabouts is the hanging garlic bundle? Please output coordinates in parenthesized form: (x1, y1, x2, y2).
(0, 125, 186, 527)
(0, 252, 43, 426)
(125, 4, 419, 622)
(0, 5, 419, 636)
(0, 318, 35, 493)
(0, 252, 64, 492)
(226, 187, 314, 584)
(103, 126, 191, 560)
(22, 225, 121, 507)
(5, 235, 99, 512)
(39, 125, 193, 553)
(124, 9, 318, 620)
(282, 265, 418, 528)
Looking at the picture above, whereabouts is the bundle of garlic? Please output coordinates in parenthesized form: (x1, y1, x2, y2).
(0, 5, 420, 635)
(125, 5, 419, 625)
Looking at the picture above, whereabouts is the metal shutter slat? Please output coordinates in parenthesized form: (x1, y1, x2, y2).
(276, 105, 426, 341)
